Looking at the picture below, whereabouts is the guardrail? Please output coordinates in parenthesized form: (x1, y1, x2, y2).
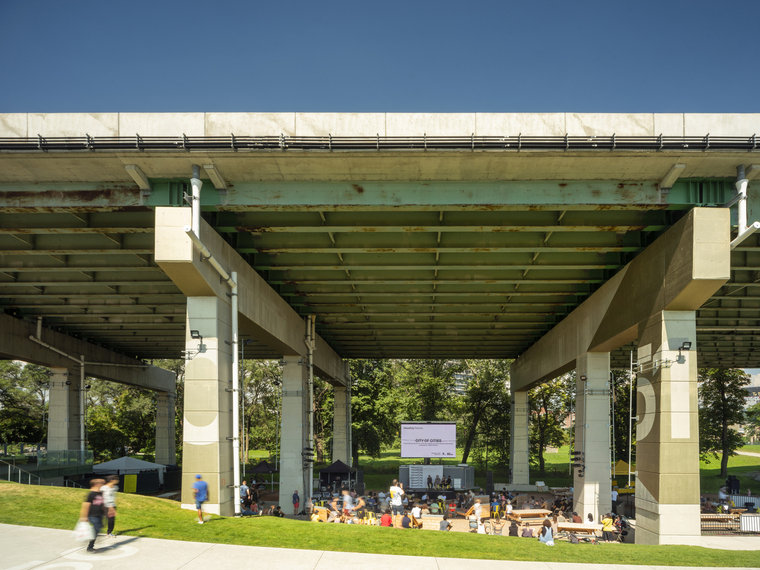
(0, 134, 758, 153)
(0, 460, 41, 485)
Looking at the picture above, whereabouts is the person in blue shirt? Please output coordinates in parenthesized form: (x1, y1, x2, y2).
(192, 474, 209, 524)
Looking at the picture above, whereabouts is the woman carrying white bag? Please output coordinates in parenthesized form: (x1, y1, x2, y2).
(74, 478, 105, 552)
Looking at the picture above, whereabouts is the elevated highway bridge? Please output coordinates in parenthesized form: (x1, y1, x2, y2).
(2, 112, 759, 544)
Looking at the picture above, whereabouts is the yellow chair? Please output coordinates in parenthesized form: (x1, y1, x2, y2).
(491, 505, 500, 519)
(364, 511, 377, 525)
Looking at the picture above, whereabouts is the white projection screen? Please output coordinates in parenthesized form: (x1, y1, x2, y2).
(400, 422, 457, 458)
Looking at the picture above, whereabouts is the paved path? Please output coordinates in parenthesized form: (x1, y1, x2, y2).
(736, 450, 760, 458)
(1, 524, 758, 570)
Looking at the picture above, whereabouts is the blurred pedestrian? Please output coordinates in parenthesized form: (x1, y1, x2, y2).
(293, 490, 300, 515)
(100, 475, 119, 538)
(79, 478, 105, 552)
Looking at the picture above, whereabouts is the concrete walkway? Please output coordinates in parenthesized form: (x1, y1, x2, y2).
(1, 523, 758, 570)
(736, 450, 760, 458)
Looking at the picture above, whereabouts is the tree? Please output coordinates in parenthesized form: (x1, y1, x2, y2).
(746, 402, 760, 442)
(529, 376, 571, 475)
(460, 359, 511, 466)
(0, 361, 47, 445)
(349, 359, 398, 466)
(394, 359, 459, 422)
(611, 370, 636, 463)
(241, 360, 281, 463)
(698, 368, 749, 477)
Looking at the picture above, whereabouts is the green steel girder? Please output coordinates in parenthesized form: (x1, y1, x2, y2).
(140, 179, 735, 210)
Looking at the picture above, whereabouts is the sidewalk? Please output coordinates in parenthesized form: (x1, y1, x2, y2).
(1, 523, 757, 570)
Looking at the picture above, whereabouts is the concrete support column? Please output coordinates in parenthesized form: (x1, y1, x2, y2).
(635, 311, 700, 545)
(155, 391, 176, 466)
(574, 352, 612, 523)
(181, 297, 234, 516)
(48, 367, 78, 452)
(509, 390, 530, 485)
(279, 355, 308, 507)
(332, 384, 351, 465)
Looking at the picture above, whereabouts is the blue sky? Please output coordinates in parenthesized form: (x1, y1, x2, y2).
(1, 0, 758, 113)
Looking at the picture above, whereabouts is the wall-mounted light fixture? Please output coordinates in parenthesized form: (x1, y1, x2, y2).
(190, 330, 205, 353)
(677, 341, 692, 364)
(580, 375, 588, 382)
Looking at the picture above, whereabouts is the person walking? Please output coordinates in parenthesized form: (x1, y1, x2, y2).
(192, 474, 209, 524)
(79, 478, 105, 552)
(100, 475, 119, 538)
(292, 490, 300, 516)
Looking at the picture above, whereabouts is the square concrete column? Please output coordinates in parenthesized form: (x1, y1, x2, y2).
(48, 367, 79, 452)
(635, 311, 700, 545)
(509, 390, 530, 485)
(574, 352, 612, 523)
(181, 297, 234, 516)
(155, 391, 176, 466)
(332, 384, 351, 465)
(279, 356, 309, 507)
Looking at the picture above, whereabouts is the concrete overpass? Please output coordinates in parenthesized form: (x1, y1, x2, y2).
(2, 112, 760, 544)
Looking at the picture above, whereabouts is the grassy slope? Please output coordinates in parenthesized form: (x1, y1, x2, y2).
(0, 482, 757, 567)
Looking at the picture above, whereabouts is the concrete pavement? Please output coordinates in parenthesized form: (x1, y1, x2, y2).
(1, 523, 758, 570)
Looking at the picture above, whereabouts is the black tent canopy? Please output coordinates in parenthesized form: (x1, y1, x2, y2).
(249, 460, 278, 490)
(318, 460, 355, 491)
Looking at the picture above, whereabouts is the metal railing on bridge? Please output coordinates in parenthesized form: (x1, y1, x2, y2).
(0, 134, 758, 153)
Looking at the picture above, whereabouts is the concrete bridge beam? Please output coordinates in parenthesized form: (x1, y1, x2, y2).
(510, 207, 730, 545)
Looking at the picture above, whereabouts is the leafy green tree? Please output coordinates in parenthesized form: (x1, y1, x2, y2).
(241, 360, 281, 463)
(349, 359, 398, 466)
(0, 361, 47, 445)
(529, 376, 571, 475)
(394, 359, 459, 422)
(746, 402, 760, 441)
(698, 368, 749, 477)
(611, 370, 636, 463)
(460, 359, 511, 466)
(85, 380, 156, 461)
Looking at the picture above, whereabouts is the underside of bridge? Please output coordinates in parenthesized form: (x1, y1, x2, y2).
(2, 112, 760, 543)
(1, 113, 760, 368)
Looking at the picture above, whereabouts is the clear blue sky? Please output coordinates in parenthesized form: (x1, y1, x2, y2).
(0, 0, 757, 113)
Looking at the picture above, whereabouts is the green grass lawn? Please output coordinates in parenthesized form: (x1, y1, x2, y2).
(739, 444, 760, 453)
(0, 481, 757, 567)
(314, 444, 760, 494)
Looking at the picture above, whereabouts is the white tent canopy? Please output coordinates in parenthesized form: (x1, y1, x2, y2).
(93, 456, 166, 484)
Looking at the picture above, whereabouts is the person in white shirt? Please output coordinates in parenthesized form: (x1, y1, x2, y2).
(611, 487, 619, 504)
(477, 519, 488, 534)
(411, 504, 422, 521)
(100, 475, 119, 538)
(473, 498, 483, 521)
(505, 500, 513, 516)
(389, 479, 405, 528)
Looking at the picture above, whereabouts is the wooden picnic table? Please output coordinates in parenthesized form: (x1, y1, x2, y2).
(509, 509, 551, 521)
(701, 513, 737, 522)
(729, 509, 747, 515)
(557, 522, 602, 535)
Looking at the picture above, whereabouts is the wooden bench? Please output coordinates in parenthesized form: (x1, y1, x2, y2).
(509, 509, 551, 522)
(557, 522, 602, 536)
